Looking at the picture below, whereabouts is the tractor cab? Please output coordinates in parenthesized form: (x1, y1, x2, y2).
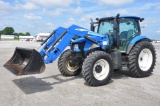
(91, 15, 144, 52)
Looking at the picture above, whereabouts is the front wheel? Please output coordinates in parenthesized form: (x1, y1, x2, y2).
(82, 51, 113, 86)
(128, 40, 156, 77)
(58, 49, 81, 76)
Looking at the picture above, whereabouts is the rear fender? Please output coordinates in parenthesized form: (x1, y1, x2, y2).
(126, 35, 151, 54)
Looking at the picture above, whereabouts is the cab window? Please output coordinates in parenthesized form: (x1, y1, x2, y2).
(98, 20, 114, 35)
(119, 19, 139, 40)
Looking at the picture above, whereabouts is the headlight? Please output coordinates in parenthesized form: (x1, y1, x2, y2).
(73, 44, 79, 51)
(102, 41, 108, 45)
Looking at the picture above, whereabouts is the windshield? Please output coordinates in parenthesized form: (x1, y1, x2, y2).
(97, 20, 115, 35)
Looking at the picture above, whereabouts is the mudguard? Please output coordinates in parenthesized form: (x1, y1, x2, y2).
(126, 35, 151, 54)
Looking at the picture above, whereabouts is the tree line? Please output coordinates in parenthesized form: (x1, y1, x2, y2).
(0, 27, 30, 36)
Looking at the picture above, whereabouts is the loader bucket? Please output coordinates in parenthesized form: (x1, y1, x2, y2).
(3, 47, 45, 75)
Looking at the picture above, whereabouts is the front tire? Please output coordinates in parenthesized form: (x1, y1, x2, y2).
(82, 51, 113, 86)
(58, 49, 81, 76)
(128, 40, 156, 77)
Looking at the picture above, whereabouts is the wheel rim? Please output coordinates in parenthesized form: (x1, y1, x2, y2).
(93, 59, 110, 81)
(138, 48, 153, 71)
(66, 57, 79, 72)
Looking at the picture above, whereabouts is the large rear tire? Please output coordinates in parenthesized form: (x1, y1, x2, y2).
(82, 51, 113, 86)
(128, 40, 156, 77)
(58, 49, 81, 76)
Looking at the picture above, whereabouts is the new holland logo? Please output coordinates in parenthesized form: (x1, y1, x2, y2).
(75, 28, 88, 32)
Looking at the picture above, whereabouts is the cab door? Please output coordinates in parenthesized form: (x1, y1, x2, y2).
(119, 18, 140, 52)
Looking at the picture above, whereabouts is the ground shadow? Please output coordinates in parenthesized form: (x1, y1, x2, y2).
(83, 69, 130, 86)
(12, 69, 137, 94)
(84, 79, 114, 87)
(12, 74, 81, 95)
(112, 69, 131, 79)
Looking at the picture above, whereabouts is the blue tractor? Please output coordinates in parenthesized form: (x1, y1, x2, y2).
(4, 14, 156, 86)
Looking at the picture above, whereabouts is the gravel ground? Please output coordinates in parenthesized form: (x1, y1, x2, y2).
(0, 41, 160, 106)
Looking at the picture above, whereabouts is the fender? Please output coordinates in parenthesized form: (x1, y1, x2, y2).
(126, 35, 151, 54)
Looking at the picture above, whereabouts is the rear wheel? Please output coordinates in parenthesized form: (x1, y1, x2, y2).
(82, 51, 113, 86)
(58, 49, 81, 76)
(128, 40, 156, 77)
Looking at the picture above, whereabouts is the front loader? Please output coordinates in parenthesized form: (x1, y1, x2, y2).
(4, 14, 156, 86)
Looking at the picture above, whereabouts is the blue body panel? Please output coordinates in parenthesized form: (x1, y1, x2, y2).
(68, 24, 88, 36)
(101, 16, 141, 20)
(39, 23, 151, 64)
(39, 27, 67, 57)
(125, 35, 151, 54)
(117, 16, 141, 20)
(44, 33, 75, 64)
(129, 35, 151, 44)
(39, 24, 109, 64)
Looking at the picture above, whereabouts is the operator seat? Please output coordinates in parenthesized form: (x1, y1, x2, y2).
(120, 31, 127, 40)
(127, 29, 134, 39)
(120, 29, 134, 41)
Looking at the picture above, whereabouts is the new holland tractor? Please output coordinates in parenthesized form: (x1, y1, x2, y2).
(4, 14, 156, 86)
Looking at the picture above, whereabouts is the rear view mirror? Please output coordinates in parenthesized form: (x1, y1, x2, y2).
(140, 18, 144, 22)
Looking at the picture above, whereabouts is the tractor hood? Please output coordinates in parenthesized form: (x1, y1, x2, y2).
(72, 34, 108, 44)
(68, 24, 109, 51)
(71, 32, 109, 51)
(72, 33, 109, 52)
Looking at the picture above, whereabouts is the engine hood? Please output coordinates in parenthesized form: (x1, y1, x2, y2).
(72, 29, 109, 43)
(72, 34, 108, 44)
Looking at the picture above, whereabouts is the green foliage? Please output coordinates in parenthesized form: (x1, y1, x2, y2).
(14, 32, 18, 36)
(3, 27, 14, 35)
(14, 36, 19, 40)
(26, 32, 30, 36)
(0, 27, 31, 36)
(18, 32, 30, 36)
(0, 30, 3, 35)
(18, 32, 24, 36)
(0, 27, 31, 40)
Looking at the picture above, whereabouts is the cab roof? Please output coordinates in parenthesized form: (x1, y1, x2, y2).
(100, 16, 142, 21)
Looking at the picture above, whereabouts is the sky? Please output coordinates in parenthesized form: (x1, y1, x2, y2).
(0, 0, 160, 40)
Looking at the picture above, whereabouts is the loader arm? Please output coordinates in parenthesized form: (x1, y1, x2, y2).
(39, 25, 88, 64)
(4, 24, 100, 75)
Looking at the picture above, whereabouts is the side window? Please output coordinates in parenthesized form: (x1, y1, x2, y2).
(119, 19, 138, 40)
(120, 21, 134, 33)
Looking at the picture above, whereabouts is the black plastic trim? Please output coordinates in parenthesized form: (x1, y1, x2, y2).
(41, 31, 55, 46)
(84, 36, 100, 45)
(47, 30, 67, 52)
